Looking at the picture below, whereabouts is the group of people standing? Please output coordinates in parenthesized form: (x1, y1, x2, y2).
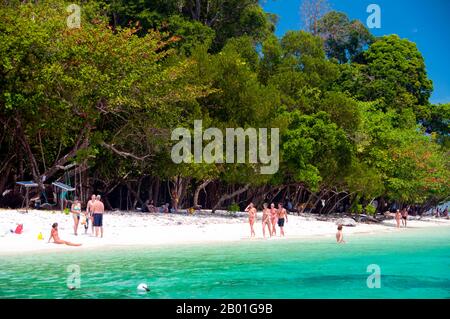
(46, 194, 104, 247)
(71, 194, 105, 237)
(394, 208, 409, 228)
(245, 202, 288, 238)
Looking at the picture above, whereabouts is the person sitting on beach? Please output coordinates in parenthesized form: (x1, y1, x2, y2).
(277, 203, 288, 237)
(86, 194, 96, 235)
(262, 203, 271, 238)
(159, 203, 169, 213)
(336, 225, 345, 244)
(245, 202, 257, 238)
(287, 200, 293, 212)
(71, 197, 82, 236)
(395, 209, 401, 228)
(401, 208, 408, 228)
(146, 200, 157, 213)
(48, 223, 81, 246)
(270, 203, 277, 236)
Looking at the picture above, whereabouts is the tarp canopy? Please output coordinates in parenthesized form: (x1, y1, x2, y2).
(52, 182, 75, 192)
(52, 182, 76, 212)
(16, 181, 38, 188)
(16, 181, 39, 212)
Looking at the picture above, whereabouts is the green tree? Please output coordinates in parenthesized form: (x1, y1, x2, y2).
(360, 35, 433, 110)
(104, 0, 276, 52)
(0, 0, 210, 190)
(317, 11, 373, 63)
(281, 111, 353, 191)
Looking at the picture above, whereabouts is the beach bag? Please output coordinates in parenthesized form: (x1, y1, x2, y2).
(80, 214, 87, 225)
(15, 224, 23, 234)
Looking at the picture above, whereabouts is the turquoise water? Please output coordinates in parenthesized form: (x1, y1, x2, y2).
(0, 227, 449, 299)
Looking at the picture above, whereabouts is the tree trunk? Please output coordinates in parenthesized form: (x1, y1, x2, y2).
(103, 196, 113, 211)
(319, 191, 336, 214)
(127, 181, 144, 209)
(0, 155, 15, 194)
(195, 0, 201, 20)
(167, 176, 185, 212)
(212, 184, 250, 213)
(119, 187, 122, 210)
(313, 189, 330, 214)
(265, 185, 285, 204)
(153, 178, 160, 205)
(292, 185, 302, 208)
(250, 185, 268, 208)
(15, 118, 41, 187)
(193, 179, 212, 208)
(300, 189, 318, 214)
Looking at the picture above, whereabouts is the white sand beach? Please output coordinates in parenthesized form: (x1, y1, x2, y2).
(1, 208, 449, 254)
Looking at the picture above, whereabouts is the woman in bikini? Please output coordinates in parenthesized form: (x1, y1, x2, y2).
(48, 223, 82, 246)
(270, 203, 278, 236)
(395, 209, 401, 228)
(262, 203, 272, 238)
(71, 197, 82, 235)
(245, 202, 257, 237)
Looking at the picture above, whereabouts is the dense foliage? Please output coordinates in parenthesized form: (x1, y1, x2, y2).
(0, 0, 448, 214)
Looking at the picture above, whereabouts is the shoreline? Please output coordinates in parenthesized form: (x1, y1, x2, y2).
(1, 208, 449, 255)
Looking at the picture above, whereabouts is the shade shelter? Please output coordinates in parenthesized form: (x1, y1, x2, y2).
(16, 181, 39, 212)
(52, 182, 76, 212)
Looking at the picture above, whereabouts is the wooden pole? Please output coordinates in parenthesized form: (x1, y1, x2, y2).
(26, 187, 29, 213)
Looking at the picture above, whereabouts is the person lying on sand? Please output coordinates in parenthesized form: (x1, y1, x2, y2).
(48, 223, 81, 246)
(336, 225, 345, 244)
(146, 200, 157, 213)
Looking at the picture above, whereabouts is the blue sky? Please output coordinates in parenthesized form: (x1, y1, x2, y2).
(261, 0, 450, 104)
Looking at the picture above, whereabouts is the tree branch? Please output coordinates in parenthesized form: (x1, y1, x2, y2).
(101, 142, 151, 161)
(212, 184, 250, 213)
